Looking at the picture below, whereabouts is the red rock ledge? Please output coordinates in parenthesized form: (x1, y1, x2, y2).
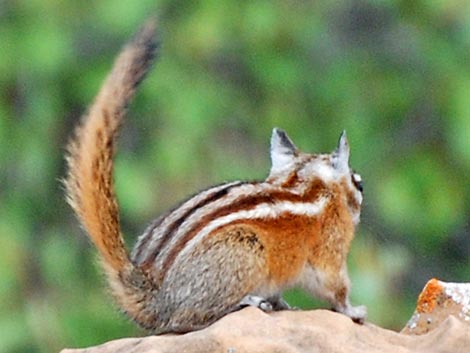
(61, 279, 470, 353)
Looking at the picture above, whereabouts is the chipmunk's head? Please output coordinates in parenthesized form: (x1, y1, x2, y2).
(269, 128, 363, 225)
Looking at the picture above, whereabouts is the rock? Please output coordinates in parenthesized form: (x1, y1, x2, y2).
(61, 306, 470, 353)
(402, 278, 470, 335)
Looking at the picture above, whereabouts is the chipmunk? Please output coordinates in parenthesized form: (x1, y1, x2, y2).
(65, 18, 366, 334)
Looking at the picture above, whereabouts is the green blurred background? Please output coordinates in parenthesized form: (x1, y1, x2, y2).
(1, 0, 469, 352)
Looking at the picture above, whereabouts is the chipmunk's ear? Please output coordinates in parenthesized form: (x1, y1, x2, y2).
(270, 128, 298, 174)
(333, 130, 350, 172)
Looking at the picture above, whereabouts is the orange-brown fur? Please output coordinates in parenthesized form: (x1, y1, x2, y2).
(65, 19, 159, 328)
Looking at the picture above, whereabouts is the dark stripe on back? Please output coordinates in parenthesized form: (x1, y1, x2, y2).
(135, 181, 246, 266)
(132, 211, 170, 263)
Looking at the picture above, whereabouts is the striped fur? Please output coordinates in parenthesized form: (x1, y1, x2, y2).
(132, 179, 331, 281)
(65, 19, 366, 334)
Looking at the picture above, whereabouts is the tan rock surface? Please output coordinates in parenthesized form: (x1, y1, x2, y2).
(61, 307, 470, 353)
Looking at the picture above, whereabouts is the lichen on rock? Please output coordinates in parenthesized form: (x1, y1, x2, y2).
(402, 278, 470, 335)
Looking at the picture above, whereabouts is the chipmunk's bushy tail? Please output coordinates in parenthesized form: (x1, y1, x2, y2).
(65, 19, 159, 329)
(65, 19, 157, 271)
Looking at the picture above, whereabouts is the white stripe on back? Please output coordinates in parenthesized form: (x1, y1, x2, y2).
(170, 197, 328, 268)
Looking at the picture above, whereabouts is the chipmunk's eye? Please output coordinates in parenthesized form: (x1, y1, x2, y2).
(351, 173, 363, 192)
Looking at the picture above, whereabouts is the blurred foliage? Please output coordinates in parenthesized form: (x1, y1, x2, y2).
(1, 0, 469, 352)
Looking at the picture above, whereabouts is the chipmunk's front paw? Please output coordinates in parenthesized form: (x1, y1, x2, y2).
(344, 305, 367, 324)
(334, 303, 367, 324)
